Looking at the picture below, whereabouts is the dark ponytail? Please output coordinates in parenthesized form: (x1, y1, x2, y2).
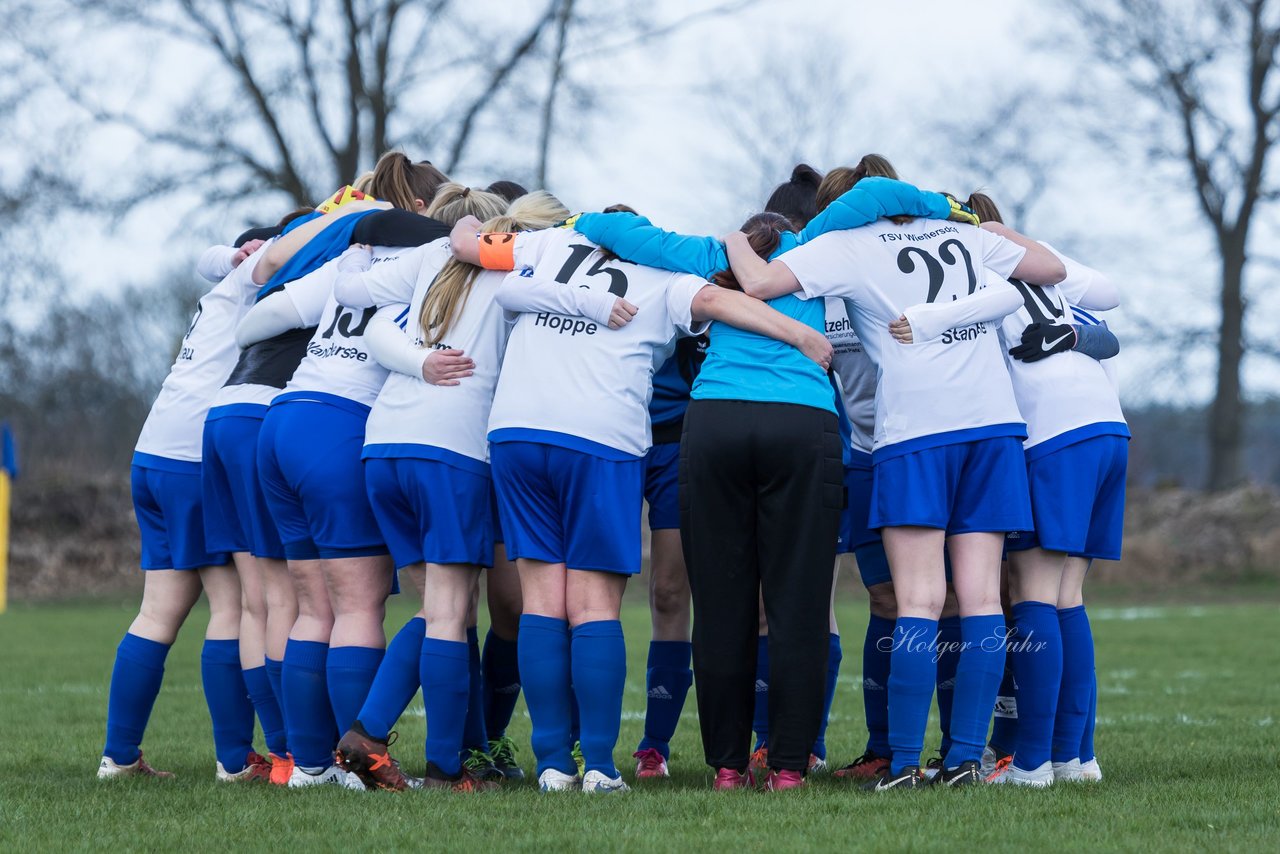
(764, 163, 824, 230)
(712, 212, 791, 290)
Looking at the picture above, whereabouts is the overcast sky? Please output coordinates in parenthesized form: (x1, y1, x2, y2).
(9, 0, 1280, 405)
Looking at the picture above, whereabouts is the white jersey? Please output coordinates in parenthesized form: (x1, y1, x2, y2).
(356, 240, 514, 467)
(997, 247, 1127, 452)
(826, 298, 876, 457)
(488, 228, 708, 458)
(210, 258, 337, 410)
(782, 219, 1028, 458)
(282, 246, 408, 408)
(136, 242, 272, 463)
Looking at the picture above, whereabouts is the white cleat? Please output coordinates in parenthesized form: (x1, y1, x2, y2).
(97, 752, 174, 780)
(288, 763, 368, 790)
(979, 746, 999, 778)
(1052, 758, 1083, 781)
(581, 769, 631, 794)
(215, 752, 272, 783)
(990, 759, 1054, 788)
(807, 755, 829, 775)
(1078, 758, 1103, 781)
(537, 768, 582, 792)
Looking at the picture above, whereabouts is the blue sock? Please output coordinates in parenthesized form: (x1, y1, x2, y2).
(935, 615, 961, 758)
(517, 615, 575, 776)
(1054, 605, 1094, 762)
(989, 627, 1019, 754)
(571, 620, 626, 778)
(637, 640, 693, 760)
(887, 617, 937, 775)
(357, 617, 424, 741)
(944, 614, 1007, 768)
(461, 626, 489, 755)
(326, 646, 385, 737)
(103, 633, 170, 765)
(482, 629, 521, 739)
(243, 665, 287, 756)
(264, 657, 286, 733)
(812, 633, 842, 760)
(419, 637, 469, 778)
(1080, 674, 1097, 762)
(752, 634, 769, 750)
(862, 615, 893, 757)
(201, 639, 256, 772)
(282, 639, 337, 768)
(1009, 601, 1061, 770)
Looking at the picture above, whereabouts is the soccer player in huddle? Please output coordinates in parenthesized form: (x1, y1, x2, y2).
(726, 186, 1068, 789)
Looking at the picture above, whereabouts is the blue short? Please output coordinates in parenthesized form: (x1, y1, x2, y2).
(854, 541, 892, 588)
(131, 459, 228, 571)
(257, 399, 389, 561)
(202, 410, 286, 560)
(643, 442, 681, 531)
(1006, 434, 1128, 561)
(870, 436, 1033, 534)
(490, 440, 643, 575)
(838, 462, 878, 554)
(365, 456, 500, 570)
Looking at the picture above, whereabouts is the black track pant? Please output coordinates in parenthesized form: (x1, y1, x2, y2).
(680, 398, 842, 772)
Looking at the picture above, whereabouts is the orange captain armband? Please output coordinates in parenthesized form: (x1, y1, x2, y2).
(477, 232, 517, 271)
(316, 185, 372, 213)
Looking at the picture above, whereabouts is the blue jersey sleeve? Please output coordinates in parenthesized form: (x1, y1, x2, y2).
(798, 177, 952, 245)
(573, 212, 726, 280)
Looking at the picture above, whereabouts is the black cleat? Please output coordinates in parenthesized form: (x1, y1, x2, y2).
(930, 760, 983, 788)
(862, 764, 925, 792)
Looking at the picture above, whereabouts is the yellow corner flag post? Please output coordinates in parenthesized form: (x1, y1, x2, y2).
(0, 423, 16, 614)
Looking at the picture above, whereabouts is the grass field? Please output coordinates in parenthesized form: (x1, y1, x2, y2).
(1, 595, 1278, 852)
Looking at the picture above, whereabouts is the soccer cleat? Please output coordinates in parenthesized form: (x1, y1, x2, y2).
(420, 761, 499, 793)
(287, 762, 363, 788)
(713, 768, 750, 790)
(861, 765, 925, 792)
(97, 752, 174, 780)
(571, 741, 585, 778)
(488, 736, 525, 780)
(747, 746, 769, 786)
(833, 750, 890, 781)
(582, 769, 631, 794)
(983, 752, 1013, 783)
(980, 745, 1012, 779)
(807, 754, 828, 774)
(922, 755, 944, 782)
(538, 767, 582, 792)
(1052, 758, 1082, 781)
(335, 724, 410, 791)
(633, 748, 670, 779)
(763, 769, 806, 791)
(1078, 758, 1103, 781)
(929, 760, 983, 788)
(462, 748, 505, 783)
(268, 752, 294, 786)
(215, 751, 273, 783)
(989, 759, 1054, 788)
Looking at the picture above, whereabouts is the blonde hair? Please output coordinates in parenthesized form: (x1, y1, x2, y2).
(351, 171, 376, 194)
(418, 191, 569, 347)
(425, 183, 508, 227)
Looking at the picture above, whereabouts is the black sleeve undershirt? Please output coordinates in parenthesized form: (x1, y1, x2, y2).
(351, 209, 450, 247)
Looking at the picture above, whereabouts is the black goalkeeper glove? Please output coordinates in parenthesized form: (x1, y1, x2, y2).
(1010, 322, 1078, 362)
